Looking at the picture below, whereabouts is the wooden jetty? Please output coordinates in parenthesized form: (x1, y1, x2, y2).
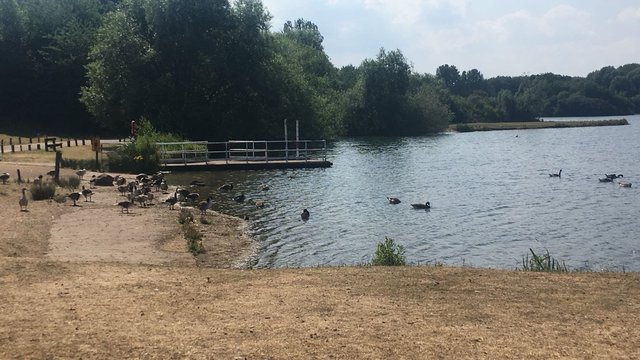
(156, 140, 332, 171)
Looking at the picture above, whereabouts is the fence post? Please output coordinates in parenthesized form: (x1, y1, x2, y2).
(67, 139, 71, 147)
(75, 139, 78, 146)
(11, 144, 15, 153)
(1, 140, 3, 154)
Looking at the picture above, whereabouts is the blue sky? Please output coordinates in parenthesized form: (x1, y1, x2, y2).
(259, 0, 640, 78)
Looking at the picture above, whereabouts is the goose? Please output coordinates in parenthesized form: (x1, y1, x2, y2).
(19, 188, 28, 211)
(165, 190, 179, 210)
(255, 200, 265, 208)
(81, 186, 93, 202)
(75, 168, 86, 180)
(68, 192, 82, 206)
(218, 183, 233, 191)
(185, 192, 200, 203)
(176, 188, 191, 201)
(115, 176, 127, 186)
(549, 169, 562, 177)
(411, 202, 431, 209)
(598, 177, 613, 183)
(606, 174, 623, 179)
(301, 209, 310, 221)
(159, 180, 169, 194)
(387, 197, 401, 204)
(0, 172, 10, 184)
(117, 185, 129, 196)
(261, 184, 270, 191)
(198, 197, 213, 215)
(117, 200, 133, 213)
(619, 181, 632, 188)
(33, 175, 43, 185)
(234, 193, 245, 202)
(46, 170, 56, 177)
(89, 175, 96, 188)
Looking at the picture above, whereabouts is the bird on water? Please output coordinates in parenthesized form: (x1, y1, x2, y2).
(411, 202, 431, 209)
(301, 209, 310, 221)
(387, 197, 401, 204)
(549, 169, 562, 177)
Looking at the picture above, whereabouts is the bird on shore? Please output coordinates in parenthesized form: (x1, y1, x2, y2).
(68, 192, 82, 206)
(411, 202, 431, 210)
(387, 197, 401, 204)
(198, 197, 213, 215)
(549, 169, 562, 177)
(117, 200, 133, 213)
(75, 168, 86, 180)
(185, 192, 200, 203)
(218, 183, 233, 191)
(0, 173, 10, 184)
(81, 186, 93, 202)
(301, 209, 310, 221)
(33, 175, 43, 185)
(19, 188, 28, 211)
(165, 190, 179, 210)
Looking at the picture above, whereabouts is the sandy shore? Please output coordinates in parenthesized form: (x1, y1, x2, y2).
(1, 161, 639, 359)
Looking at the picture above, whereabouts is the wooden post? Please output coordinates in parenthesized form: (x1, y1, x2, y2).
(9, 138, 12, 145)
(54, 151, 62, 182)
(74, 139, 78, 146)
(17, 169, 22, 183)
(29, 138, 33, 144)
(0, 140, 3, 154)
(37, 144, 41, 150)
(11, 144, 15, 153)
(82, 139, 86, 145)
(28, 144, 32, 151)
(18, 137, 21, 144)
(67, 139, 71, 147)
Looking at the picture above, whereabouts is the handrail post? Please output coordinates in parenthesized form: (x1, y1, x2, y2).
(225, 142, 229, 164)
(265, 141, 269, 163)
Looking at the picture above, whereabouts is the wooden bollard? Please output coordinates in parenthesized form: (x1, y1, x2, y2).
(1, 140, 3, 154)
(74, 139, 78, 146)
(37, 144, 41, 150)
(67, 139, 71, 147)
(82, 139, 86, 145)
(18, 137, 21, 144)
(28, 144, 31, 151)
(11, 144, 15, 153)
(29, 137, 33, 144)
(9, 138, 12, 145)
(17, 169, 22, 183)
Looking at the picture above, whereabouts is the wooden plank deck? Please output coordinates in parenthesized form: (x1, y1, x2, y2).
(160, 158, 332, 171)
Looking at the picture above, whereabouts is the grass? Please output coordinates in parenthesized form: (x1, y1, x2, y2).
(449, 119, 629, 132)
(522, 248, 568, 272)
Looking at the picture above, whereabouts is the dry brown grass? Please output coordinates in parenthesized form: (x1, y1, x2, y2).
(0, 161, 639, 359)
(449, 119, 629, 132)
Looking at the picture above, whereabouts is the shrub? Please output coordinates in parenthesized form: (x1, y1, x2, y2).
(30, 181, 56, 201)
(372, 237, 406, 266)
(521, 248, 568, 272)
(57, 175, 80, 190)
(183, 223, 204, 255)
(62, 158, 99, 171)
(178, 208, 194, 224)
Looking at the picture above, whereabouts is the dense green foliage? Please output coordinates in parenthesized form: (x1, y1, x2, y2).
(1, 0, 638, 139)
(372, 237, 406, 266)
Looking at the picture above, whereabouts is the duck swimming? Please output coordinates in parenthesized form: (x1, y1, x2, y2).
(411, 202, 431, 209)
(301, 209, 310, 221)
(387, 197, 401, 204)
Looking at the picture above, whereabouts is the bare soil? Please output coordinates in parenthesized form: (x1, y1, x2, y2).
(0, 161, 639, 359)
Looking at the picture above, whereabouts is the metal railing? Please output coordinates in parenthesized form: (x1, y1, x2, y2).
(155, 140, 328, 166)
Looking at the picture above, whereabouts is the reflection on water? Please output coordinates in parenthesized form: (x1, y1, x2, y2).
(167, 115, 640, 271)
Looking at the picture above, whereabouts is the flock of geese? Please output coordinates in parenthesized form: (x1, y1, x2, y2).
(549, 169, 633, 187)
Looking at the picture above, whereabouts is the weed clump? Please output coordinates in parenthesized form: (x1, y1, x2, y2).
(372, 237, 406, 266)
(522, 248, 568, 272)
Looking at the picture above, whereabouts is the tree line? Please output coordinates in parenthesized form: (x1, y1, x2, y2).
(1, 0, 639, 140)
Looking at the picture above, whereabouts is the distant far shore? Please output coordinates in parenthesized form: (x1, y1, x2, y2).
(448, 118, 629, 132)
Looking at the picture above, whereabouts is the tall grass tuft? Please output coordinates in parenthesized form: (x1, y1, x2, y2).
(522, 248, 568, 272)
(30, 181, 56, 200)
(57, 175, 81, 190)
(183, 223, 204, 255)
(372, 237, 406, 266)
(178, 208, 194, 224)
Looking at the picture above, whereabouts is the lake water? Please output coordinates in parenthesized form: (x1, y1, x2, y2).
(167, 115, 640, 271)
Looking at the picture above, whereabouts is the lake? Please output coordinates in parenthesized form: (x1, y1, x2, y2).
(167, 115, 640, 271)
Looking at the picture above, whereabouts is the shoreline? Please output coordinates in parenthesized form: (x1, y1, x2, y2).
(448, 118, 629, 132)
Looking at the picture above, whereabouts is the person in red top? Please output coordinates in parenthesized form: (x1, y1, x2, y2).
(130, 120, 137, 140)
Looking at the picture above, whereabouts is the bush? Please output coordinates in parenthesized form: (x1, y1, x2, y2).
(30, 181, 56, 201)
(106, 117, 184, 174)
(372, 237, 406, 266)
(178, 208, 194, 224)
(57, 175, 80, 190)
(521, 248, 568, 272)
(183, 223, 204, 255)
(62, 158, 99, 171)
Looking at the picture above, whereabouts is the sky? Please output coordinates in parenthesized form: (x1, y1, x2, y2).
(259, 0, 640, 78)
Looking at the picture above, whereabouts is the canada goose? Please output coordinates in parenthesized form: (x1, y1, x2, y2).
(115, 176, 127, 186)
(606, 174, 623, 179)
(0, 173, 10, 184)
(117, 200, 133, 213)
(198, 197, 213, 215)
(68, 192, 82, 206)
(117, 185, 129, 196)
(19, 188, 28, 211)
(261, 184, 270, 191)
(599, 177, 613, 183)
(619, 182, 632, 188)
(46, 170, 56, 177)
(89, 175, 96, 188)
(255, 200, 265, 208)
(411, 202, 431, 209)
(301, 209, 310, 221)
(165, 190, 179, 210)
(134, 194, 148, 207)
(218, 183, 233, 191)
(159, 180, 169, 193)
(549, 169, 562, 177)
(75, 168, 86, 180)
(234, 193, 245, 202)
(186, 192, 200, 203)
(81, 186, 93, 202)
(387, 197, 401, 204)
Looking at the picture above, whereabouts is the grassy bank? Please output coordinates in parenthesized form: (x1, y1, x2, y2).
(449, 118, 629, 132)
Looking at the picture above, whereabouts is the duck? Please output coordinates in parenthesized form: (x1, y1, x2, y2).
(68, 192, 82, 206)
(301, 209, 310, 221)
(0, 172, 10, 184)
(165, 190, 179, 210)
(117, 200, 133, 213)
(81, 186, 93, 202)
(198, 197, 213, 215)
(606, 174, 623, 179)
(75, 168, 86, 180)
(218, 183, 233, 191)
(619, 181, 632, 188)
(234, 193, 246, 202)
(19, 188, 28, 211)
(549, 169, 562, 177)
(387, 197, 401, 204)
(411, 202, 431, 209)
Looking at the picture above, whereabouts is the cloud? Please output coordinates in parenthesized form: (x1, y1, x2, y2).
(617, 7, 640, 22)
